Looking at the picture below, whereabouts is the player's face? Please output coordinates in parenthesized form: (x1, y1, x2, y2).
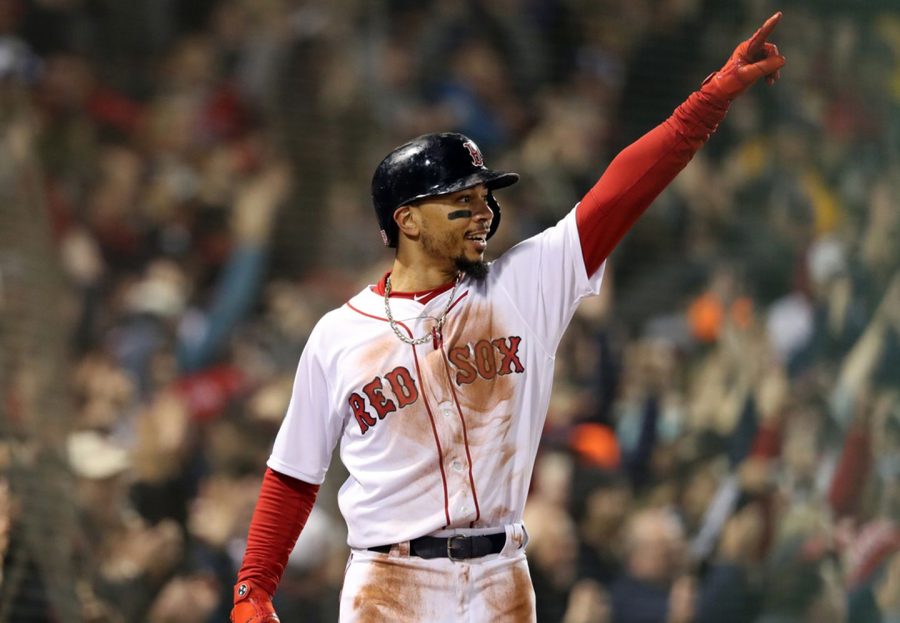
(415, 184, 493, 267)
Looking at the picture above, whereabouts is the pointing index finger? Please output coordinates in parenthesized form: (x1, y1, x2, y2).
(748, 12, 783, 56)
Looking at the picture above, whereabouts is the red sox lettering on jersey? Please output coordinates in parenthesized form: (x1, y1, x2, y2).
(349, 336, 524, 434)
(268, 208, 603, 548)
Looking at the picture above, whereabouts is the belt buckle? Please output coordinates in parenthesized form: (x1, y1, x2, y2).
(447, 535, 467, 561)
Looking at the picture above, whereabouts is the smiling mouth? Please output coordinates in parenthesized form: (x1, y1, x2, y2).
(465, 231, 487, 244)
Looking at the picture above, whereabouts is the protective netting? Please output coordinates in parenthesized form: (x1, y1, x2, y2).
(0, 86, 81, 621)
(0, 1, 899, 622)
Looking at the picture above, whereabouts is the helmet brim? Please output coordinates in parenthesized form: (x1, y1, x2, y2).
(398, 169, 519, 207)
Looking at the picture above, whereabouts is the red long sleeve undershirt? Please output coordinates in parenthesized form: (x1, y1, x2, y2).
(575, 89, 729, 275)
(236, 467, 319, 598)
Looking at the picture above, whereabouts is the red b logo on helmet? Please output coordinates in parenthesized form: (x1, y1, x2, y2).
(463, 140, 484, 167)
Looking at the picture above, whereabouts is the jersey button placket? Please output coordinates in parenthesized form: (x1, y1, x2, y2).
(458, 489, 470, 516)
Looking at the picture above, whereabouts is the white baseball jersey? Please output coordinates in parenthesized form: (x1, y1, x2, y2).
(268, 207, 603, 549)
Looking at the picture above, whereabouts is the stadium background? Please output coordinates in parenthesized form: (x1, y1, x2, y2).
(1, 0, 899, 621)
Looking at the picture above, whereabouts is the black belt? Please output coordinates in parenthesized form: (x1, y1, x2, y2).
(368, 532, 506, 560)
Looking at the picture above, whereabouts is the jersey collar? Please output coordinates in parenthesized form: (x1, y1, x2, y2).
(372, 271, 457, 305)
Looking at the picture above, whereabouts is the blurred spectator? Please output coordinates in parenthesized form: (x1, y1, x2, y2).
(2, 1, 898, 620)
(525, 497, 581, 622)
(570, 467, 632, 585)
(67, 430, 184, 621)
(610, 506, 693, 623)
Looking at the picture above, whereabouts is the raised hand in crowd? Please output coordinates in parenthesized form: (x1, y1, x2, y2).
(231, 160, 294, 244)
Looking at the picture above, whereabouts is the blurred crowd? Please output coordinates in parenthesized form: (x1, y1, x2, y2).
(1, 0, 899, 621)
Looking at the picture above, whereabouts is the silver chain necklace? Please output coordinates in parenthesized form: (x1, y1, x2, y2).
(384, 273, 462, 345)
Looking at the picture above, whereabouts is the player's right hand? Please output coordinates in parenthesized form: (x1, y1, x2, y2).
(701, 11, 786, 102)
(231, 581, 280, 623)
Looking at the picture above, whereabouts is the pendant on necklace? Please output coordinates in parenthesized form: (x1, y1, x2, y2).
(432, 326, 442, 350)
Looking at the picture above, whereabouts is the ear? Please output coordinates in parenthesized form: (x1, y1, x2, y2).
(394, 205, 421, 240)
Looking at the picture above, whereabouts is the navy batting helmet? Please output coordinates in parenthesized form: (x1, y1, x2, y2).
(371, 133, 519, 247)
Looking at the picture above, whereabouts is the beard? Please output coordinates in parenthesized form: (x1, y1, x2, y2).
(454, 256, 489, 281)
(420, 227, 490, 281)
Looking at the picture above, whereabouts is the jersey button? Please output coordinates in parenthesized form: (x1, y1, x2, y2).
(451, 460, 465, 473)
(439, 403, 454, 417)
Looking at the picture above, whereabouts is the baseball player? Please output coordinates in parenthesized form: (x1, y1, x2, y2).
(231, 13, 785, 623)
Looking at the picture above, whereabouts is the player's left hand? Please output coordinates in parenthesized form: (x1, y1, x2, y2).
(231, 581, 280, 623)
(701, 11, 786, 102)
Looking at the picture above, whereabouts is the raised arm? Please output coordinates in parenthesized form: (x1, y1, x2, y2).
(576, 13, 786, 275)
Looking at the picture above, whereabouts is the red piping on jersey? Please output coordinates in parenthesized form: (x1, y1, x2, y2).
(446, 291, 469, 314)
(346, 300, 453, 527)
(347, 292, 473, 527)
(440, 341, 481, 527)
(345, 291, 468, 322)
(411, 345, 452, 527)
(346, 302, 389, 322)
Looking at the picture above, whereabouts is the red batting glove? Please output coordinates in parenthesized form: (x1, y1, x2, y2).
(231, 581, 280, 623)
(701, 11, 787, 101)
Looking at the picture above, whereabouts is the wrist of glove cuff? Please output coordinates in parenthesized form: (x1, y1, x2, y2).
(699, 62, 773, 103)
(700, 69, 748, 104)
(231, 581, 280, 623)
